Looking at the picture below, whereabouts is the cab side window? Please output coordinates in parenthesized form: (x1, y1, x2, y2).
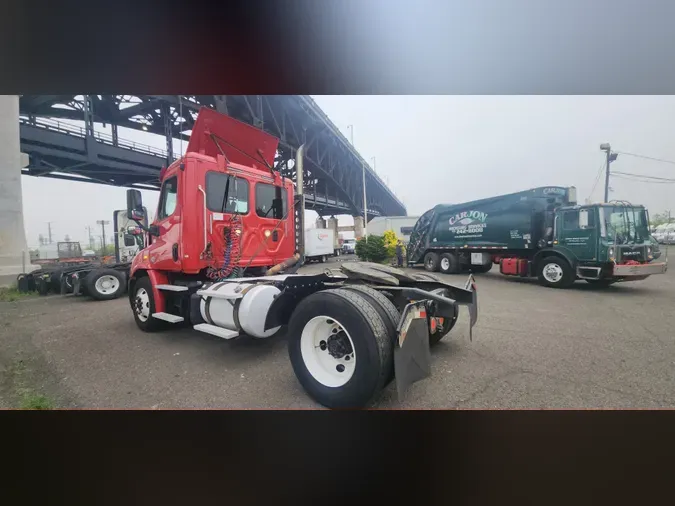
(206, 172, 249, 214)
(157, 176, 178, 220)
(256, 183, 287, 219)
(562, 210, 579, 230)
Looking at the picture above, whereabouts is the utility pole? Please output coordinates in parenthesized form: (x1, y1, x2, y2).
(97, 220, 110, 251)
(47, 222, 53, 244)
(600, 143, 618, 203)
(86, 226, 94, 249)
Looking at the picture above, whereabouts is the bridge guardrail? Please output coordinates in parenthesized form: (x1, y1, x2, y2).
(20, 116, 175, 160)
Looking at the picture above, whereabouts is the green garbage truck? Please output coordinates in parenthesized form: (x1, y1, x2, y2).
(407, 186, 667, 288)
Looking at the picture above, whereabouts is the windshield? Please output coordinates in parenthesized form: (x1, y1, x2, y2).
(603, 206, 649, 244)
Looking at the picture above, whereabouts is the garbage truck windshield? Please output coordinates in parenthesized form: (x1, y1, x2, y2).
(603, 206, 649, 244)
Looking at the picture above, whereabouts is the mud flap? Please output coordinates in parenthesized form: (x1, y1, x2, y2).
(462, 274, 478, 341)
(394, 301, 432, 402)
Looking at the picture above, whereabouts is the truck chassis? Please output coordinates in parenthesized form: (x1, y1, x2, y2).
(128, 262, 477, 409)
(19, 262, 131, 301)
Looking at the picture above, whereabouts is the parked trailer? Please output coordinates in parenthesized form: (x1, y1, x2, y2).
(123, 106, 478, 408)
(408, 186, 666, 288)
(304, 228, 335, 263)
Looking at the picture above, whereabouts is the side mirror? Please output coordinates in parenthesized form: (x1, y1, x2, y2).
(126, 189, 145, 220)
(579, 209, 589, 229)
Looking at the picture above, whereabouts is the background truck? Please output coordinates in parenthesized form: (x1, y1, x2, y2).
(367, 216, 420, 243)
(304, 228, 336, 263)
(18, 209, 147, 300)
(407, 186, 666, 288)
(123, 106, 478, 409)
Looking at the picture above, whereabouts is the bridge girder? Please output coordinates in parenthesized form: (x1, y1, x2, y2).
(19, 95, 407, 217)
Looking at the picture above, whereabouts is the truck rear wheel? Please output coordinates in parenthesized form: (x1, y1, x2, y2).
(86, 268, 126, 301)
(131, 277, 165, 332)
(439, 253, 459, 274)
(424, 252, 440, 272)
(537, 257, 575, 288)
(342, 285, 400, 383)
(287, 288, 392, 409)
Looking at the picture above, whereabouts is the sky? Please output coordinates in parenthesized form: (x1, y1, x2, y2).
(20, 95, 675, 249)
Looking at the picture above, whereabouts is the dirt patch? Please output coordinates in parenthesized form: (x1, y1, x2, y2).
(0, 299, 79, 409)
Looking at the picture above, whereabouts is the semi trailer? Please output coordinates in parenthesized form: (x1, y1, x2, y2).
(124, 106, 478, 409)
(407, 186, 666, 288)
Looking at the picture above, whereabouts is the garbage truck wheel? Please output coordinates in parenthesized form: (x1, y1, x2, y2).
(424, 252, 440, 272)
(288, 288, 392, 409)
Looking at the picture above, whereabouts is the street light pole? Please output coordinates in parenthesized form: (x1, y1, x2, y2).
(600, 143, 618, 203)
(348, 124, 367, 237)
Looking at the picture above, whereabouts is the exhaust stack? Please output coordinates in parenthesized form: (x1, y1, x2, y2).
(294, 144, 306, 262)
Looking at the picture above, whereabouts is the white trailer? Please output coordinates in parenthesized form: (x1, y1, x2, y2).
(367, 216, 420, 243)
(304, 228, 335, 263)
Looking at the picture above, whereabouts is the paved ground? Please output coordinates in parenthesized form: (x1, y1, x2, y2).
(1, 254, 674, 409)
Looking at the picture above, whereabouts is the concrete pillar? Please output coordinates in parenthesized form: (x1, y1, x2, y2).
(327, 216, 338, 235)
(353, 215, 365, 239)
(0, 95, 32, 287)
(315, 217, 326, 229)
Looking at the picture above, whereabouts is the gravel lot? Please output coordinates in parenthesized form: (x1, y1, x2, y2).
(1, 254, 674, 409)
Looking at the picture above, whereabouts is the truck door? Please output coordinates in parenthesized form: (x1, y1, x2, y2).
(204, 171, 250, 270)
(252, 182, 289, 263)
(113, 209, 147, 263)
(149, 173, 182, 271)
(556, 208, 598, 262)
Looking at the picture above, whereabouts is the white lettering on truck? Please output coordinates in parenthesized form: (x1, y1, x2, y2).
(448, 210, 488, 236)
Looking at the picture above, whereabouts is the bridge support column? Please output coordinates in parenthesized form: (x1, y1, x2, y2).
(327, 216, 339, 246)
(315, 217, 326, 229)
(0, 95, 32, 287)
(353, 216, 365, 239)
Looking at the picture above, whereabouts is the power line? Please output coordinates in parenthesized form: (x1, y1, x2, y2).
(612, 174, 675, 184)
(588, 160, 606, 200)
(614, 150, 675, 166)
(613, 170, 675, 182)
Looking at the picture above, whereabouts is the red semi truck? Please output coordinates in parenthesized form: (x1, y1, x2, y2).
(124, 107, 479, 408)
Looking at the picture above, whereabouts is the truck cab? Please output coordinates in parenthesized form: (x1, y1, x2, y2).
(551, 202, 664, 281)
(126, 107, 300, 321)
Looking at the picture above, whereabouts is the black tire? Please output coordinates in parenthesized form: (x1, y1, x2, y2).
(49, 269, 63, 292)
(320, 255, 327, 263)
(439, 253, 459, 274)
(287, 288, 393, 409)
(130, 276, 165, 332)
(342, 285, 400, 383)
(85, 268, 126, 301)
(537, 257, 575, 288)
(36, 276, 50, 296)
(424, 252, 440, 272)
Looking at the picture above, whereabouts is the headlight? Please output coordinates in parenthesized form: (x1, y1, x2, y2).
(648, 246, 652, 254)
(608, 247, 614, 257)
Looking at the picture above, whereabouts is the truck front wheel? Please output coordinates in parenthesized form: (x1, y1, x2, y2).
(131, 277, 165, 332)
(537, 257, 575, 288)
(287, 288, 392, 409)
(424, 252, 440, 272)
